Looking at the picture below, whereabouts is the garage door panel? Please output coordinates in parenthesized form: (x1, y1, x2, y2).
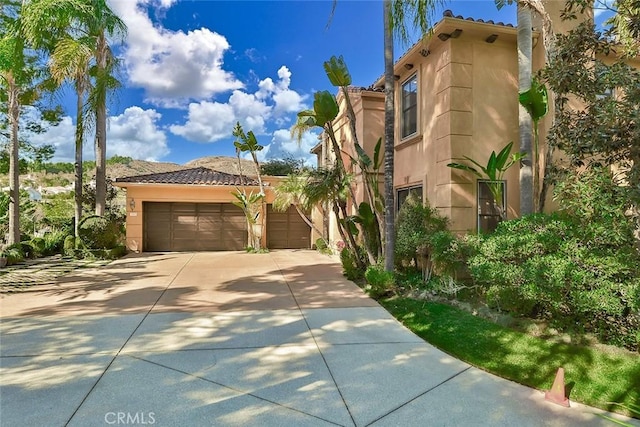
(267, 205, 310, 249)
(144, 202, 247, 251)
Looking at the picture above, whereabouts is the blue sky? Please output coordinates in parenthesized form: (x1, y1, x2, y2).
(30, 0, 606, 166)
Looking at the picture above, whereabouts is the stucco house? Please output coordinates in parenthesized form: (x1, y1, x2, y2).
(114, 167, 310, 252)
(312, 5, 580, 243)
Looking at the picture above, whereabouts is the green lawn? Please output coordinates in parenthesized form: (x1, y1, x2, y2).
(380, 297, 640, 418)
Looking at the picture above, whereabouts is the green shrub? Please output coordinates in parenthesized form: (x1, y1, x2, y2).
(340, 247, 364, 281)
(29, 237, 46, 257)
(79, 245, 127, 260)
(468, 213, 640, 350)
(4, 245, 25, 265)
(63, 235, 76, 256)
(554, 167, 636, 249)
(395, 198, 449, 268)
(16, 242, 35, 259)
(429, 231, 477, 279)
(43, 230, 67, 255)
(78, 215, 123, 249)
(364, 264, 395, 299)
(314, 238, 332, 254)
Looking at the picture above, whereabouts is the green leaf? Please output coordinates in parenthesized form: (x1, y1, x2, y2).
(447, 162, 482, 178)
(373, 137, 383, 170)
(357, 202, 375, 225)
(354, 142, 372, 168)
(495, 141, 514, 170)
(519, 78, 549, 122)
(323, 55, 352, 87)
(313, 90, 339, 127)
(486, 151, 498, 180)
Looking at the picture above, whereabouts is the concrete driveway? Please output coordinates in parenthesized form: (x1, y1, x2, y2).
(0, 250, 634, 426)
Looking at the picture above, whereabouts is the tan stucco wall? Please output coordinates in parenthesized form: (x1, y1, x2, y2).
(392, 18, 523, 233)
(115, 183, 280, 252)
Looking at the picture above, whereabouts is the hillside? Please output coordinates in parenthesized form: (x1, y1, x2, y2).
(0, 156, 258, 189)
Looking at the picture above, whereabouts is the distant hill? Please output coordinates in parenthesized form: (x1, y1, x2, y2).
(0, 156, 258, 189)
(109, 156, 256, 179)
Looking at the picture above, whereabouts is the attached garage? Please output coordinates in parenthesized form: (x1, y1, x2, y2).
(267, 205, 311, 249)
(144, 202, 246, 251)
(114, 167, 313, 253)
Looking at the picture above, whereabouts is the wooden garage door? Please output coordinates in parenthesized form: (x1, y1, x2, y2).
(144, 202, 247, 251)
(267, 205, 311, 249)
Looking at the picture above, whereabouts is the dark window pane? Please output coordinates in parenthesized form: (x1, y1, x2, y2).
(477, 180, 505, 233)
(401, 76, 418, 138)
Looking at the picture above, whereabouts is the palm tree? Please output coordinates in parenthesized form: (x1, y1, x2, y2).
(51, 39, 92, 238)
(517, 5, 534, 215)
(22, 0, 127, 217)
(383, 0, 441, 271)
(0, 0, 38, 245)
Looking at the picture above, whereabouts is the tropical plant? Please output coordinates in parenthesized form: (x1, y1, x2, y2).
(232, 122, 266, 250)
(22, 0, 127, 217)
(292, 67, 363, 267)
(272, 173, 328, 248)
(1, 0, 33, 245)
(447, 141, 526, 222)
(302, 165, 361, 267)
(0, 1, 62, 245)
(22, 0, 93, 238)
(345, 137, 384, 263)
(519, 76, 549, 211)
(495, 0, 552, 217)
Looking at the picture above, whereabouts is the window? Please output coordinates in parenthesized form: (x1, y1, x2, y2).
(596, 64, 615, 100)
(477, 180, 506, 234)
(397, 185, 422, 212)
(401, 75, 418, 138)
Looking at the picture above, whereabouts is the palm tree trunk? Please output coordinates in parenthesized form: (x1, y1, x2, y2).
(383, 0, 395, 272)
(518, 5, 534, 216)
(292, 204, 328, 248)
(7, 72, 20, 245)
(74, 82, 84, 238)
(94, 33, 108, 217)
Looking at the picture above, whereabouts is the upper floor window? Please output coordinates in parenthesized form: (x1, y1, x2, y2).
(401, 75, 418, 138)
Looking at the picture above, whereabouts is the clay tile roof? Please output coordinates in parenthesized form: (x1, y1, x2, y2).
(114, 167, 259, 186)
(442, 9, 514, 27)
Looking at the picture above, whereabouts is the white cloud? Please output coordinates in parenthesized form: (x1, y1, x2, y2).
(110, 0, 243, 106)
(253, 128, 318, 167)
(108, 107, 170, 160)
(30, 107, 169, 162)
(170, 66, 307, 143)
(169, 101, 235, 143)
(170, 90, 271, 143)
(29, 116, 89, 163)
(256, 66, 305, 115)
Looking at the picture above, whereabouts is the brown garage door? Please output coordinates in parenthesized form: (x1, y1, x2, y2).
(144, 202, 247, 251)
(267, 205, 311, 249)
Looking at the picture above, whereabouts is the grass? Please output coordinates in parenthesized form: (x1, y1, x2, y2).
(380, 297, 640, 418)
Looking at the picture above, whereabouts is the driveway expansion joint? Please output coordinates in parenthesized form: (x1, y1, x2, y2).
(364, 366, 473, 426)
(63, 253, 195, 427)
